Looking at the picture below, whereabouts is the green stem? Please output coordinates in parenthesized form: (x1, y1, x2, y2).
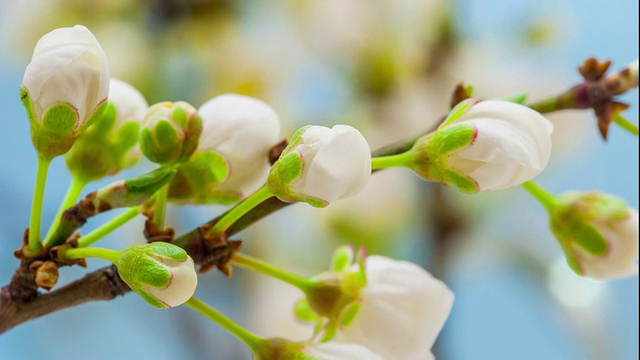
(185, 297, 264, 353)
(44, 176, 87, 244)
(371, 152, 414, 170)
(77, 207, 140, 247)
(521, 181, 558, 212)
(613, 114, 639, 136)
(63, 246, 120, 264)
(232, 253, 315, 292)
(209, 186, 274, 237)
(27, 155, 52, 255)
(153, 184, 169, 229)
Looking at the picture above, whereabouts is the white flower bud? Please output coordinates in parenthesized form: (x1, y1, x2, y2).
(168, 94, 281, 204)
(551, 191, 639, 280)
(268, 125, 371, 207)
(412, 100, 553, 193)
(335, 255, 454, 360)
(140, 101, 202, 165)
(21, 25, 110, 159)
(117, 242, 197, 308)
(108, 78, 148, 130)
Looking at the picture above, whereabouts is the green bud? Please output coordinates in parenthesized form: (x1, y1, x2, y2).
(117, 242, 198, 308)
(140, 102, 202, 165)
(168, 150, 233, 205)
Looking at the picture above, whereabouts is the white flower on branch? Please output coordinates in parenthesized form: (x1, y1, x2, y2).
(411, 100, 553, 193)
(268, 125, 371, 207)
(335, 255, 454, 360)
(168, 94, 281, 205)
(117, 242, 198, 308)
(551, 191, 639, 280)
(20, 25, 110, 159)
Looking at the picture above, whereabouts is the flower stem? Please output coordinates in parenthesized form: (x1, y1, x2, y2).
(153, 184, 169, 229)
(77, 207, 140, 247)
(44, 175, 87, 244)
(185, 297, 264, 353)
(521, 181, 558, 212)
(371, 152, 413, 170)
(613, 114, 639, 136)
(27, 155, 52, 255)
(232, 253, 315, 292)
(209, 186, 274, 237)
(63, 246, 120, 264)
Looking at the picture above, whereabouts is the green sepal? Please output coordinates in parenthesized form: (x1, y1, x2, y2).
(30, 103, 78, 159)
(439, 98, 477, 129)
(331, 246, 354, 273)
(88, 102, 117, 135)
(118, 245, 172, 288)
(502, 93, 528, 104)
(168, 150, 233, 204)
(140, 120, 181, 164)
(442, 169, 479, 194)
(171, 106, 188, 129)
(339, 302, 361, 328)
(429, 123, 476, 156)
(294, 298, 320, 323)
(146, 241, 188, 262)
(572, 224, 608, 255)
(115, 121, 140, 150)
(82, 100, 109, 132)
(135, 289, 167, 309)
(268, 152, 303, 198)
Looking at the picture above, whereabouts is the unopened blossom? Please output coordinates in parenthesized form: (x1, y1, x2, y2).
(335, 255, 454, 360)
(268, 125, 371, 207)
(140, 101, 202, 165)
(21, 25, 110, 159)
(410, 100, 553, 193)
(551, 191, 639, 280)
(169, 94, 281, 204)
(117, 242, 197, 308)
(65, 78, 148, 182)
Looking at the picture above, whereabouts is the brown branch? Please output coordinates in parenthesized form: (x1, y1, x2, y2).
(0, 265, 129, 333)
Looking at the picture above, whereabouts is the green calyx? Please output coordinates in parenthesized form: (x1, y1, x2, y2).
(294, 246, 367, 341)
(140, 105, 202, 165)
(550, 192, 628, 271)
(409, 123, 479, 193)
(168, 150, 234, 205)
(252, 338, 314, 360)
(64, 103, 141, 182)
(22, 87, 108, 159)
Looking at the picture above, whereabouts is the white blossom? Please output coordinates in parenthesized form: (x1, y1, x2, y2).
(336, 255, 454, 360)
(198, 94, 281, 198)
(269, 125, 371, 207)
(108, 78, 148, 129)
(426, 100, 553, 192)
(117, 242, 198, 308)
(22, 25, 109, 129)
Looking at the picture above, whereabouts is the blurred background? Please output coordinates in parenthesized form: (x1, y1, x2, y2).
(0, 0, 637, 359)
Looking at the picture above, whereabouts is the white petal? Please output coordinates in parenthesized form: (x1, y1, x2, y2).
(108, 78, 148, 128)
(198, 94, 281, 197)
(304, 342, 383, 360)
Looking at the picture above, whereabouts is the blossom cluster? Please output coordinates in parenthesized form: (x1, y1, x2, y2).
(14, 23, 639, 360)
